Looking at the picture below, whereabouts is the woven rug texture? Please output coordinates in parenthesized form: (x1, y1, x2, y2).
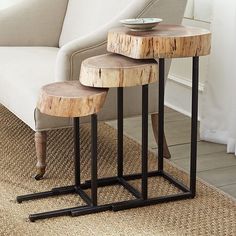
(0, 105, 236, 236)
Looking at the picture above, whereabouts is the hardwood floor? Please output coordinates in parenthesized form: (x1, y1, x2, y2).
(106, 107, 236, 198)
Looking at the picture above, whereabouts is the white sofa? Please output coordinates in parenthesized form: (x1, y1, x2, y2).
(0, 0, 187, 179)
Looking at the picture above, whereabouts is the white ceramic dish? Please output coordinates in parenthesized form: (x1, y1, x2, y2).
(120, 18, 163, 31)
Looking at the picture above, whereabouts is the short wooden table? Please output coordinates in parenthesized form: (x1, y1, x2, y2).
(106, 24, 211, 208)
(17, 81, 109, 221)
(80, 53, 159, 210)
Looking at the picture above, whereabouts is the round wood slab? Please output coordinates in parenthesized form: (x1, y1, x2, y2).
(37, 81, 108, 117)
(107, 24, 211, 59)
(80, 53, 158, 88)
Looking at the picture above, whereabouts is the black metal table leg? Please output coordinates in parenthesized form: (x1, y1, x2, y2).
(190, 56, 199, 197)
(158, 58, 165, 172)
(91, 114, 98, 206)
(142, 85, 149, 199)
(117, 88, 124, 178)
(74, 117, 80, 186)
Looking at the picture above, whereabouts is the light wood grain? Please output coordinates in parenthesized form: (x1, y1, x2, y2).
(80, 54, 158, 88)
(107, 25, 211, 59)
(37, 81, 108, 117)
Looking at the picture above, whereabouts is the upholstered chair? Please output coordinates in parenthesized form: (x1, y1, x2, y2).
(0, 0, 187, 179)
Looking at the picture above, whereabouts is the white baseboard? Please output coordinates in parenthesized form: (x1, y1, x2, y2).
(165, 74, 204, 120)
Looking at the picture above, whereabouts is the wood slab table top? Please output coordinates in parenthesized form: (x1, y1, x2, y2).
(37, 81, 108, 118)
(80, 53, 158, 88)
(107, 24, 211, 59)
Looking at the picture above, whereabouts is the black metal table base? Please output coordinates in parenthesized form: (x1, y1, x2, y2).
(17, 57, 199, 222)
(17, 170, 193, 222)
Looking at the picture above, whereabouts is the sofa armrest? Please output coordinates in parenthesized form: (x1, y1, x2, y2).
(55, 28, 108, 82)
(55, 0, 187, 82)
(0, 0, 68, 46)
(55, 0, 160, 82)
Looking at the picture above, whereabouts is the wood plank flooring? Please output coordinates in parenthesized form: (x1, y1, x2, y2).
(106, 107, 236, 199)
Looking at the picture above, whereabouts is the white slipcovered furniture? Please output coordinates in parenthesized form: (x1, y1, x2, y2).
(0, 0, 187, 179)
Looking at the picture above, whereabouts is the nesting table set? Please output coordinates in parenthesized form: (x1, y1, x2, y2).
(17, 25, 211, 221)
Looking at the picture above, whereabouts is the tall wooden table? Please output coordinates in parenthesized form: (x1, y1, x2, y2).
(107, 24, 211, 206)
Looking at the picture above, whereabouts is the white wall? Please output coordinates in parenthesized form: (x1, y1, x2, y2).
(165, 0, 213, 118)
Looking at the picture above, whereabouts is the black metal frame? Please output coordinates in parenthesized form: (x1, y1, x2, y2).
(16, 57, 199, 222)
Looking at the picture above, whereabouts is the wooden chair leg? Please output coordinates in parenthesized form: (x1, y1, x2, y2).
(151, 112, 171, 159)
(34, 131, 47, 180)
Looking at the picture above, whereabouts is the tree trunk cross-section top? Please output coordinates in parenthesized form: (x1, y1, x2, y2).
(107, 24, 211, 59)
(37, 81, 108, 118)
(80, 53, 158, 88)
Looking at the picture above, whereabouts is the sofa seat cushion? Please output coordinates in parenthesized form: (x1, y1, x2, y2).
(0, 47, 60, 130)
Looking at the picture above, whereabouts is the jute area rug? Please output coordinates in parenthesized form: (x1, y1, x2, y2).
(0, 105, 236, 236)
